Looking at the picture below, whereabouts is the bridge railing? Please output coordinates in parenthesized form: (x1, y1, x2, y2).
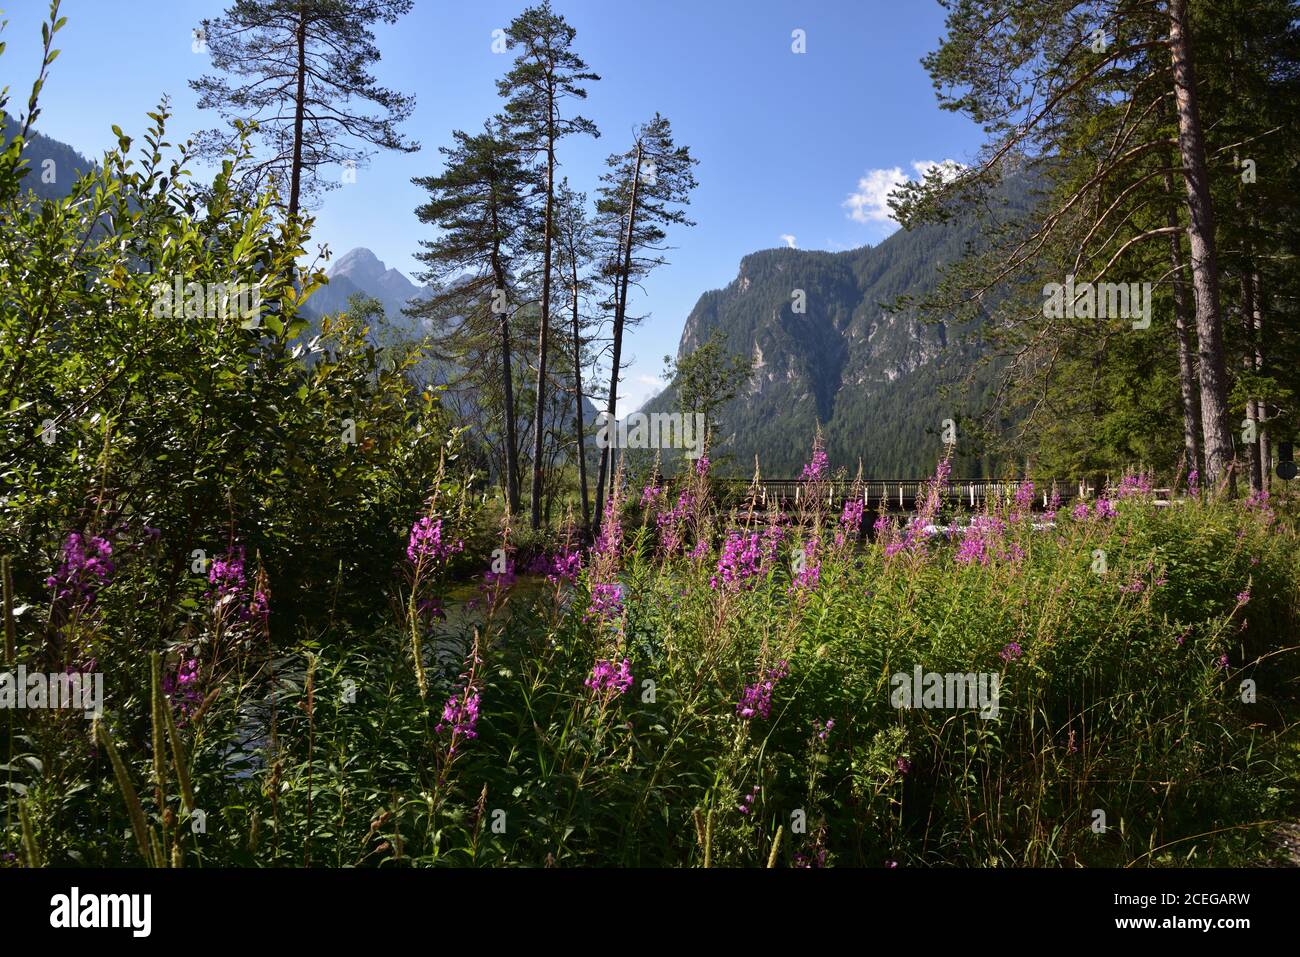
(708, 477, 1095, 510)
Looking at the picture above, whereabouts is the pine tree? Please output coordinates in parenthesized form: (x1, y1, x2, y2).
(592, 114, 697, 530)
(895, 0, 1298, 489)
(497, 1, 600, 529)
(553, 180, 599, 528)
(410, 125, 530, 511)
(191, 0, 418, 220)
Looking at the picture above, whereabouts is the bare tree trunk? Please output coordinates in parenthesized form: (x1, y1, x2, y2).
(571, 277, 591, 529)
(490, 230, 520, 513)
(593, 143, 643, 532)
(530, 113, 557, 530)
(1170, 0, 1234, 490)
(1250, 267, 1269, 489)
(288, 2, 308, 221)
(1240, 261, 1263, 493)
(1163, 165, 1202, 476)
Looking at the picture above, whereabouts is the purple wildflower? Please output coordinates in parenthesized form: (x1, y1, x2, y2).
(1116, 470, 1154, 500)
(835, 499, 865, 548)
(999, 641, 1022, 663)
(46, 531, 115, 607)
(435, 686, 481, 754)
(547, 548, 583, 585)
(162, 654, 202, 721)
(711, 528, 783, 591)
(736, 661, 790, 720)
(789, 539, 821, 593)
(407, 516, 463, 566)
(207, 547, 268, 624)
(585, 658, 633, 700)
(801, 447, 829, 482)
(586, 581, 625, 623)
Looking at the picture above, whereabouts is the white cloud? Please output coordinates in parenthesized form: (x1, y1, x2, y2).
(624, 374, 666, 413)
(779, 234, 797, 249)
(843, 159, 964, 225)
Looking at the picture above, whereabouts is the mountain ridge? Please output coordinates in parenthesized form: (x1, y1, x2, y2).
(645, 184, 1034, 476)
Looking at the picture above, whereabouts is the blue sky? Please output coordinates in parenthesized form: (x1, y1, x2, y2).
(1, 0, 981, 410)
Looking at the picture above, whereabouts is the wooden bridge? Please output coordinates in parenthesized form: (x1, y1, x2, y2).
(709, 477, 1096, 512)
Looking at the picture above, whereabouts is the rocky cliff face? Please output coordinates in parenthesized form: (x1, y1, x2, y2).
(648, 208, 1007, 476)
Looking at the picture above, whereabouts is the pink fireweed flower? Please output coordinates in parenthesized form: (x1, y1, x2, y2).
(207, 546, 269, 623)
(208, 548, 246, 597)
(814, 718, 835, 741)
(1187, 469, 1199, 495)
(483, 558, 517, 591)
(162, 654, 202, 721)
(1013, 480, 1035, 516)
(435, 686, 481, 754)
(896, 756, 912, 774)
(1236, 590, 1251, 605)
(1042, 486, 1062, 523)
(593, 491, 624, 561)
(793, 847, 828, 868)
(835, 499, 865, 549)
(655, 489, 695, 554)
(914, 456, 952, 527)
(788, 539, 821, 594)
(801, 447, 829, 482)
(407, 516, 464, 566)
(586, 581, 625, 623)
(689, 539, 709, 562)
(1093, 497, 1117, 519)
(547, 548, 583, 585)
(711, 528, 783, 591)
(46, 531, 115, 607)
(1242, 490, 1274, 523)
(999, 641, 1022, 663)
(640, 483, 662, 508)
(738, 784, 761, 816)
(736, 660, 790, 720)
(1115, 470, 1154, 500)
(1070, 501, 1090, 522)
(585, 657, 633, 700)
(953, 514, 1017, 566)
(694, 455, 710, 477)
